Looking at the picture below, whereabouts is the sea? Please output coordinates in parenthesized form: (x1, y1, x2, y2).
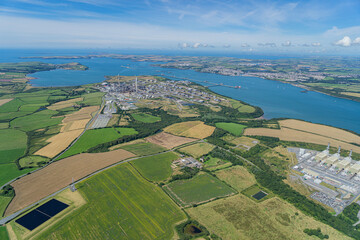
(1, 48, 360, 134)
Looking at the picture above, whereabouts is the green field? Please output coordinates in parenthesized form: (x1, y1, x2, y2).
(164, 173, 236, 207)
(119, 142, 166, 156)
(131, 152, 178, 182)
(203, 156, 232, 171)
(0, 163, 34, 186)
(0, 226, 9, 240)
(241, 184, 273, 202)
(18, 155, 49, 168)
(10, 109, 63, 132)
(36, 163, 186, 240)
(179, 142, 215, 158)
(0, 196, 12, 218)
(81, 92, 104, 106)
(60, 127, 138, 159)
(0, 129, 27, 164)
(0, 99, 24, 113)
(131, 113, 161, 123)
(215, 122, 246, 136)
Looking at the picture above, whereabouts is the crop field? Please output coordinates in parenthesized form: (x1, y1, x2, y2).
(10, 110, 63, 132)
(146, 132, 196, 149)
(131, 152, 178, 182)
(164, 121, 215, 139)
(81, 92, 104, 106)
(245, 119, 360, 153)
(47, 97, 82, 110)
(164, 173, 236, 207)
(215, 166, 256, 191)
(18, 155, 49, 168)
(0, 98, 13, 106)
(0, 226, 8, 240)
(0, 196, 12, 217)
(131, 112, 161, 123)
(62, 106, 98, 123)
(179, 142, 215, 158)
(35, 163, 186, 240)
(0, 129, 27, 164)
(6, 149, 135, 216)
(0, 99, 24, 113)
(187, 195, 352, 240)
(215, 122, 246, 136)
(118, 142, 166, 156)
(59, 127, 137, 159)
(0, 122, 8, 129)
(0, 164, 34, 187)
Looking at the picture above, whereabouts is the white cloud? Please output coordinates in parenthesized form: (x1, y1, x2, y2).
(282, 40, 291, 47)
(258, 42, 276, 47)
(192, 43, 201, 48)
(223, 44, 231, 48)
(241, 43, 250, 47)
(312, 42, 321, 46)
(334, 36, 352, 47)
(353, 37, 360, 45)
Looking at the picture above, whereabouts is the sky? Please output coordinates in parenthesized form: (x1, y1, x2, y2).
(1, 0, 360, 54)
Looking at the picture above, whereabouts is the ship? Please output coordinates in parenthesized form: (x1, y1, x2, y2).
(235, 86, 241, 89)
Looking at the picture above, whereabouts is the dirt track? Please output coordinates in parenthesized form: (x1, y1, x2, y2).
(6, 149, 135, 216)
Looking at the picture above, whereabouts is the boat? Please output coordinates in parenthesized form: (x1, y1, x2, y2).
(235, 86, 241, 89)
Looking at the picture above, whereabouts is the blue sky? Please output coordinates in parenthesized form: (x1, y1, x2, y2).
(1, 0, 360, 54)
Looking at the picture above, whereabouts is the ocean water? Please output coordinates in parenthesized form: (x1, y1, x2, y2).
(2, 49, 360, 134)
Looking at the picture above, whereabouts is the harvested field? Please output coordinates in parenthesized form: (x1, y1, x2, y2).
(164, 121, 215, 139)
(62, 106, 98, 123)
(6, 149, 135, 216)
(146, 132, 196, 149)
(61, 119, 89, 132)
(0, 98, 13, 106)
(244, 119, 360, 153)
(47, 98, 82, 110)
(35, 129, 83, 158)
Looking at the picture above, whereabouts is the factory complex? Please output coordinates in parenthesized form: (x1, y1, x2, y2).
(290, 145, 360, 214)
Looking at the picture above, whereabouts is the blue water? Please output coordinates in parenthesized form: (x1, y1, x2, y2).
(2, 49, 360, 134)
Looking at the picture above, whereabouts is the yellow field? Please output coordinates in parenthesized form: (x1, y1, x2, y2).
(187, 195, 352, 240)
(0, 98, 13, 106)
(35, 106, 99, 158)
(215, 166, 256, 191)
(179, 142, 215, 158)
(146, 132, 196, 149)
(341, 92, 360, 98)
(164, 121, 215, 139)
(47, 97, 82, 110)
(244, 119, 360, 153)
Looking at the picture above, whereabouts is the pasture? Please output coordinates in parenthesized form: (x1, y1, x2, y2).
(0, 226, 8, 240)
(6, 149, 135, 216)
(118, 142, 166, 156)
(18, 155, 49, 168)
(244, 119, 360, 153)
(59, 127, 137, 159)
(81, 92, 104, 106)
(215, 166, 256, 191)
(131, 152, 178, 182)
(146, 132, 196, 149)
(0, 98, 13, 107)
(0, 196, 12, 217)
(186, 195, 351, 240)
(164, 173, 236, 207)
(0, 164, 34, 187)
(0, 129, 27, 164)
(164, 121, 215, 139)
(179, 142, 215, 158)
(47, 97, 82, 110)
(131, 112, 161, 123)
(35, 163, 186, 240)
(215, 122, 246, 136)
(10, 110, 63, 132)
(222, 135, 258, 149)
(203, 156, 232, 171)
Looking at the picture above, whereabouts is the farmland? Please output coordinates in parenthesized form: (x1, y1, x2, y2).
(203, 156, 232, 171)
(18, 155, 49, 168)
(0, 164, 33, 187)
(186, 195, 352, 240)
(47, 97, 82, 110)
(117, 142, 166, 156)
(215, 166, 257, 191)
(0, 129, 27, 164)
(244, 119, 360, 153)
(131, 152, 179, 182)
(164, 173, 236, 207)
(6, 149, 135, 215)
(146, 132, 196, 149)
(215, 122, 246, 136)
(131, 113, 161, 123)
(0, 226, 8, 240)
(10, 110, 63, 132)
(179, 142, 215, 158)
(59, 127, 138, 159)
(164, 121, 215, 139)
(35, 163, 186, 240)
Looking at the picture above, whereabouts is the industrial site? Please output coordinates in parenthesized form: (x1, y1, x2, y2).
(290, 145, 360, 214)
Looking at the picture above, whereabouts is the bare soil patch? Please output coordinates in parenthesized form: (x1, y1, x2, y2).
(6, 149, 135, 215)
(146, 132, 196, 149)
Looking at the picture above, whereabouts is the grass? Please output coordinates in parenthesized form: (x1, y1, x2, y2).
(10, 109, 63, 132)
(0, 123, 8, 129)
(242, 184, 273, 202)
(164, 173, 236, 207)
(81, 92, 104, 106)
(118, 142, 166, 156)
(215, 166, 256, 191)
(222, 135, 258, 148)
(0, 226, 9, 240)
(215, 122, 246, 136)
(238, 105, 255, 113)
(0, 99, 24, 113)
(59, 127, 138, 159)
(0, 163, 34, 186)
(131, 152, 178, 182)
(18, 155, 49, 168)
(186, 194, 352, 240)
(0, 196, 12, 218)
(131, 113, 161, 123)
(179, 142, 215, 158)
(35, 163, 186, 240)
(0, 129, 27, 164)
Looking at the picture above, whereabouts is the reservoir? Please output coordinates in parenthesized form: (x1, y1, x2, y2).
(5, 54, 360, 134)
